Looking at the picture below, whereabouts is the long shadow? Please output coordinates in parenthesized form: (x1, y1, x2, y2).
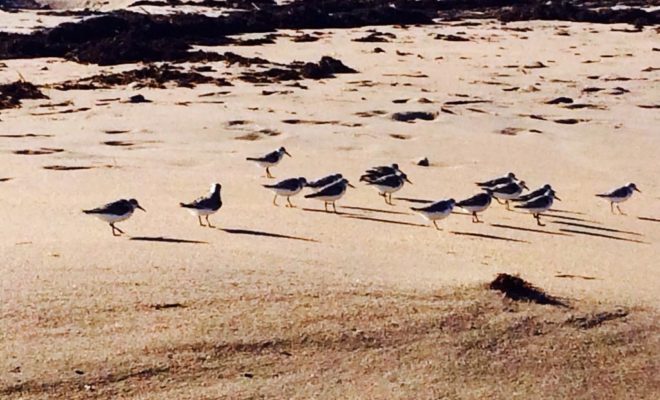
(558, 229, 648, 244)
(220, 228, 318, 243)
(541, 213, 601, 224)
(343, 215, 428, 228)
(341, 205, 410, 216)
(451, 231, 529, 243)
(0, 177, 12, 182)
(490, 223, 571, 236)
(130, 236, 208, 244)
(301, 207, 361, 217)
(639, 216, 660, 223)
(546, 208, 586, 216)
(554, 274, 598, 280)
(552, 221, 643, 236)
(393, 197, 433, 204)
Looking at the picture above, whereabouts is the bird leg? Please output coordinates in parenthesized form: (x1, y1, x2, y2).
(389, 193, 394, 206)
(286, 197, 295, 208)
(198, 216, 206, 227)
(494, 197, 505, 205)
(472, 212, 482, 223)
(534, 213, 545, 227)
(272, 194, 279, 206)
(110, 223, 124, 236)
(616, 204, 626, 216)
(432, 220, 441, 230)
(505, 200, 511, 211)
(266, 167, 274, 179)
(205, 215, 215, 228)
(383, 193, 390, 205)
(610, 202, 615, 214)
(332, 202, 337, 213)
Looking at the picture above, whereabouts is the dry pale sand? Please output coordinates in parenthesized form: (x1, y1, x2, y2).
(1, 16, 659, 398)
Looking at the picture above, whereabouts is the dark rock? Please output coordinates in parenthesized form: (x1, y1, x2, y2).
(546, 96, 573, 104)
(391, 111, 437, 122)
(434, 33, 470, 42)
(128, 94, 151, 103)
(417, 157, 430, 166)
(489, 273, 567, 307)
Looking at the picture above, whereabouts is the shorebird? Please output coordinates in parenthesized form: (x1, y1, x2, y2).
(456, 191, 492, 223)
(512, 184, 553, 203)
(411, 199, 456, 230)
(307, 173, 343, 192)
(490, 180, 529, 210)
(246, 147, 291, 178)
(304, 178, 354, 213)
(596, 183, 641, 215)
(366, 173, 412, 205)
(476, 172, 517, 188)
(83, 198, 145, 236)
(180, 183, 222, 227)
(263, 177, 307, 207)
(514, 189, 561, 226)
(360, 163, 403, 183)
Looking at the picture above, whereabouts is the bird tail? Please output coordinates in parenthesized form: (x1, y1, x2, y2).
(246, 157, 258, 161)
(82, 209, 94, 214)
(410, 206, 422, 211)
(595, 194, 608, 198)
(180, 202, 193, 208)
(305, 192, 321, 199)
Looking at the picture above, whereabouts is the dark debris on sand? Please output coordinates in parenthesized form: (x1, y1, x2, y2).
(0, 81, 48, 109)
(489, 273, 568, 307)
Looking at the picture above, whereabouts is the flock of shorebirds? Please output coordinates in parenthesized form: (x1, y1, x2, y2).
(84, 146, 642, 236)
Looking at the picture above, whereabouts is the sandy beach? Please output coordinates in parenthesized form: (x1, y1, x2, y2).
(1, 1, 659, 398)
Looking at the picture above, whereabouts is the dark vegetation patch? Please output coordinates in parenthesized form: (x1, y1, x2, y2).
(489, 273, 567, 306)
(0, 81, 48, 109)
(13, 147, 63, 155)
(0, 1, 655, 66)
(566, 309, 629, 329)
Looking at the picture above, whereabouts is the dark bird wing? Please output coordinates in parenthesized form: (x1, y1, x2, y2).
(491, 182, 519, 195)
(367, 174, 401, 187)
(181, 190, 221, 210)
(596, 186, 629, 198)
(305, 181, 344, 198)
(514, 187, 546, 202)
(84, 199, 131, 215)
(515, 195, 552, 209)
(457, 193, 490, 208)
(413, 200, 452, 213)
(247, 149, 279, 163)
(263, 178, 301, 191)
(308, 174, 341, 188)
(476, 176, 509, 187)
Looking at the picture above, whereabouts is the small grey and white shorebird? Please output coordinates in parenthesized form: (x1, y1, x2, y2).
(263, 177, 307, 207)
(456, 191, 493, 223)
(514, 189, 561, 226)
(83, 198, 145, 236)
(411, 199, 456, 230)
(476, 172, 517, 188)
(366, 173, 412, 205)
(304, 178, 354, 213)
(596, 183, 641, 215)
(490, 180, 529, 210)
(180, 183, 222, 227)
(360, 163, 403, 183)
(246, 147, 291, 178)
(512, 184, 553, 203)
(306, 173, 343, 192)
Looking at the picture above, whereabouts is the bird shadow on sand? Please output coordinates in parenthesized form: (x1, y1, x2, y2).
(130, 236, 208, 244)
(343, 214, 428, 228)
(546, 208, 587, 216)
(557, 229, 649, 244)
(490, 223, 572, 236)
(551, 221, 643, 236)
(301, 208, 361, 217)
(638, 216, 660, 223)
(542, 213, 601, 224)
(450, 231, 529, 244)
(555, 273, 598, 280)
(393, 197, 434, 204)
(341, 204, 411, 216)
(220, 228, 318, 243)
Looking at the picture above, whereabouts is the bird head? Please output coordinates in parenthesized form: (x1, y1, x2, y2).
(129, 198, 146, 212)
(210, 183, 222, 193)
(549, 190, 561, 201)
(298, 177, 308, 186)
(542, 184, 552, 191)
(279, 147, 291, 157)
(401, 173, 413, 184)
(343, 179, 356, 188)
(519, 180, 529, 190)
(508, 172, 517, 180)
(628, 183, 641, 193)
(448, 198, 456, 205)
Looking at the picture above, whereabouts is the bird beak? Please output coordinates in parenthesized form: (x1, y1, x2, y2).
(137, 205, 146, 212)
(347, 183, 356, 188)
(284, 151, 292, 157)
(634, 187, 641, 193)
(405, 177, 413, 184)
(554, 194, 561, 201)
(522, 182, 529, 190)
